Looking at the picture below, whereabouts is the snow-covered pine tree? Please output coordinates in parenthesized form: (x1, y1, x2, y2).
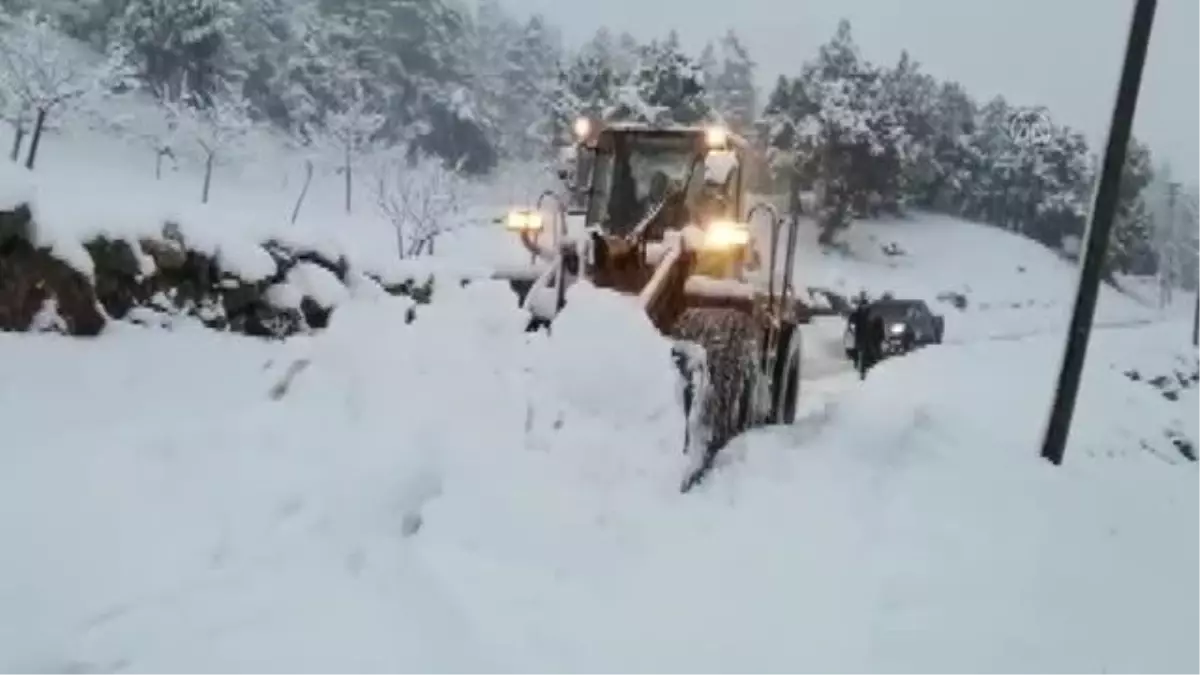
(878, 50, 938, 208)
(579, 27, 616, 71)
(501, 14, 561, 159)
(698, 41, 718, 98)
(549, 48, 618, 140)
(318, 0, 495, 173)
(920, 80, 976, 211)
(465, 0, 519, 157)
(762, 19, 906, 241)
(35, 0, 125, 50)
(1025, 124, 1091, 249)
(620, 34, 711, 125)
(962, 95, 1016, 226)
(1108, 138, 1157, 276)
(712, 29, 757, 134)
(222, 0, 322, 126)
(117, 0, 236, 103)
(613, 31, 640, 80)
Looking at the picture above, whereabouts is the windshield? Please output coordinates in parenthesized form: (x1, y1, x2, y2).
(626, 139, 695, 203)
(871, 301, 921, 321)
(596, 134, 700, 232)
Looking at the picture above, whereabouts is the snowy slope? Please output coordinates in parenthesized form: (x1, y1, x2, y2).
(2, 119, 1197, 673)
(781, 212, 1190, 343)
(0, 283, 1194, 672)
(14, 118, 1183, 347)
(0, 118, 547, 277)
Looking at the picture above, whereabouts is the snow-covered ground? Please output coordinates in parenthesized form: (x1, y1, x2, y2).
(782, 212, 1195, 342)
(0, 115, 550, 281)
(2, 122, 1197, 672)
(0, 286, 1195, 672)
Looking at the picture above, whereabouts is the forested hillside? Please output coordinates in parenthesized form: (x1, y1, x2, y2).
(1, 0, 1195, 290)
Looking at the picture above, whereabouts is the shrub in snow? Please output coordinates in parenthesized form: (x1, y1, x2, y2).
(372, 150, 466, 259)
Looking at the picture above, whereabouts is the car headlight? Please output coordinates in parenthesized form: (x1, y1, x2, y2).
(505, 209, 543, 232)
(889, 323, 906, 335)
(703, 219, 750, 249)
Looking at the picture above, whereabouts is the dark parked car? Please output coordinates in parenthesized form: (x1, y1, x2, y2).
(844, 298, 945, 360)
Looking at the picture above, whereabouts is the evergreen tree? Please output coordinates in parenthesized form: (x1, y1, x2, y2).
(549, 48, 618, 139)
(500, 14, 560, 158)
(318, 0, 495, 172)
(1108, 138, 1156, 275)
(117, 0, 236, 102)
(621, 35, 710, 125)
(761, 19, 907, 241)
(711, 29, 756, 133)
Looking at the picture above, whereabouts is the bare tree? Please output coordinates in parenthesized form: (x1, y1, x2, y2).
(0, 9, 132, 169)
(324, 78, 385, 215)
(373, 151, 466, 259)
(0, 73, 31, 162)
(166, 78, 253, 203)
(286, 120, 320, 224)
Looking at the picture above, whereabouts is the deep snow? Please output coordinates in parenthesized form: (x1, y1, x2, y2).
(0, 288, 1195, 672)
(2, 119, 1197, 673)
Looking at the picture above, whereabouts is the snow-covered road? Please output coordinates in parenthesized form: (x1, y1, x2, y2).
(1, 283, 1194, 673)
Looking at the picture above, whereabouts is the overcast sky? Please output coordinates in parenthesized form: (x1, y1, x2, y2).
(500, 0, 1199, 182)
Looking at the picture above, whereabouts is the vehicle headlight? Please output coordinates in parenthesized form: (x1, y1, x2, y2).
(703, 219, 750, 249)
(889, 323, 906, 335)
(573, 117, 592, 139)
(705, 125, 729, 149)
(505, 209, 543, 232)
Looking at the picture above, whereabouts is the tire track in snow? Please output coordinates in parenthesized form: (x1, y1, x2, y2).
(801, 315, 1168, 371)
(942, 315, 1166, 346)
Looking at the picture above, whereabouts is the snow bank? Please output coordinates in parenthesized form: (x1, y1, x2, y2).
(0, 159, 505, 336)
(0, 263, 1193, 672)
(541, 282, 678, 424)
(531, 282, 686, 486)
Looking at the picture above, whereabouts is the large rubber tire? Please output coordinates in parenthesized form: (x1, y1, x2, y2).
(670, 307, 763, 489)
(772, 323, 802, 425)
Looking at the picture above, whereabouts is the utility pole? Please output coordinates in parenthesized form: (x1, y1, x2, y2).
(1040, 0, 1157, 466)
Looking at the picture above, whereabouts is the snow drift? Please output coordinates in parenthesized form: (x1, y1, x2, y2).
(0, 278, 1194, 672)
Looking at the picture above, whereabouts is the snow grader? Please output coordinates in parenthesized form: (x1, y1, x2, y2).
(493, 118, 807, 492)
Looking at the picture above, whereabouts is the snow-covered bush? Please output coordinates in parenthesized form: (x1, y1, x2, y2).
(372, 150, 466, 259)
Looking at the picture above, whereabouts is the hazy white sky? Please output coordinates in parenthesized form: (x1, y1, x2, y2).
(500, 0, 1199, 182)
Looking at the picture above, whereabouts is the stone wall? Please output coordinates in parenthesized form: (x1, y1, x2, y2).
(0, 205, 439, 338)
